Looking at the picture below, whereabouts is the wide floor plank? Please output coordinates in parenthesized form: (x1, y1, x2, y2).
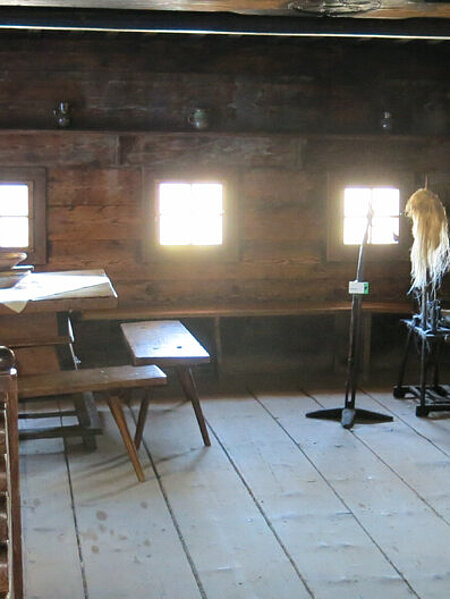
(138, 395, 313, 599)
(259, 389, 450, 599)
(332, 388, 450, 523)
(19, 409, 85, 599)
(202, 392, 415, 599)
(364, 388, 450, 456)
(65, 403, 202, 599)
(18, 385, 450, 599)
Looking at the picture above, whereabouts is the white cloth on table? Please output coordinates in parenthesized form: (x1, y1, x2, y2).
(0, 273, 108, 313)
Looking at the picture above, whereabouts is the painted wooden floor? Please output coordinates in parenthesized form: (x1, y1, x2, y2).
(19, 383, 450, 599)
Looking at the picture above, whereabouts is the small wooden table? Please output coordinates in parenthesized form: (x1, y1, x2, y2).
(0, 269, 117, 316)
(0, 269, 118, 447)
(120, 320, 211, 447)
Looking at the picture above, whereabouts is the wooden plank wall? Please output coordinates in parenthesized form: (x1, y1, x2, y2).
(0, 32, 449, 309)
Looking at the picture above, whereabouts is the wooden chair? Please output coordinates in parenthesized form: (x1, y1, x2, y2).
(120, 320, 211, 449)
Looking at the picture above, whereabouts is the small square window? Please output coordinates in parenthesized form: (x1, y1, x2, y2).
(343, 186, 400, 246)
(142, 171, 238, 262)
(0, 184, 31, 249)
(158, 182, 224, 246)
(327, 170, 413, 262)
(0, 168, 46, 264)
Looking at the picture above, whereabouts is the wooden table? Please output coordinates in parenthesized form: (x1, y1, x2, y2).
(0, 269, 118, 447)
(0, 269, 117, 315)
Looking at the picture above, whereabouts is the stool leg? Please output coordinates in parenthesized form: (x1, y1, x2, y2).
(134, 390, 151, 449)
(176, 366, 211, 446)
(106, 394, 145, 483)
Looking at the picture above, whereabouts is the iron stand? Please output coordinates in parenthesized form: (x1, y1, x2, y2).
(306, 210, 393, 429)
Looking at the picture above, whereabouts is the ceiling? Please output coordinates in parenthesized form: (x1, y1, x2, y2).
(0, 1, 449, 39)
(0, 1, 447, 19)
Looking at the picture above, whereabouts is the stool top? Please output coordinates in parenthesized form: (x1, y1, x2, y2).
(121, 320, 210, 367)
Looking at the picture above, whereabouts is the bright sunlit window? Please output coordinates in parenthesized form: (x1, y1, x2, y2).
(0, 168, 46, 263)
(0, 183, 30, 249)
(343, 186, 400, 246)
(158, 182, 224, 246)
(143, 171, 238, 262)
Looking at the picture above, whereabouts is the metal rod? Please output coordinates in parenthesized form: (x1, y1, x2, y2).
(344, 207, 371, 409)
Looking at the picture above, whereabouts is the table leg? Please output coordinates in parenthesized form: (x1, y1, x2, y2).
(72, 392, 99, 450)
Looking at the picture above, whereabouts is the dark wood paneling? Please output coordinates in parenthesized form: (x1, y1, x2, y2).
(48, 167, 141, 206)
(0, 33, 448, 314)
(305, 138, 450, 172)
(119, 133, 302, 168)
(48, 205, 141, 241)
(0, 133, 117, 166)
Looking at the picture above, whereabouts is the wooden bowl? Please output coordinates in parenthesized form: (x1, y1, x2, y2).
(0, 252, 27, 270)
(0, 271, 28, 289)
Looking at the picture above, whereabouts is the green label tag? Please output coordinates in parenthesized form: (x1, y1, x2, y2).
(348, 281, 370, 295)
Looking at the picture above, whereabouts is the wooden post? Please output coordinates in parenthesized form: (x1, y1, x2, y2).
(0, 346, 23, 599)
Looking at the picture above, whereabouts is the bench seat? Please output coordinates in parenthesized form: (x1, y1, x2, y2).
(121, 320, 211, 448)
(18, 364, 167, 482)
(80, 300, 413, 321)
(18, 364, 166, 399)
(80, 300, 413, 379)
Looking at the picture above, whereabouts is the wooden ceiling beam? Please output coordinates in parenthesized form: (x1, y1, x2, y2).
(0, 6, 449, 39)
(0, 1, 449, 20)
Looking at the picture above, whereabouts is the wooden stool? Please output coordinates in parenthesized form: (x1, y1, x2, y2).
(120, 320, 211, 448)
(18, 364, 167, 482)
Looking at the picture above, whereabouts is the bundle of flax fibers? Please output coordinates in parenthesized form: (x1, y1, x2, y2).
(405, 187, 450, 291)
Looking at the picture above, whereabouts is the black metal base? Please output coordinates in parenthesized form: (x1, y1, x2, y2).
(306, 406, 393, 429)
(393, 384, 450, 417)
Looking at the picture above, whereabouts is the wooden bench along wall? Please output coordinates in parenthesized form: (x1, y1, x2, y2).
(79, 300, 413, 377)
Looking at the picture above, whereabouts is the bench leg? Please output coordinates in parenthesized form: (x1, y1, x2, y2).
(72, 392, 98, 451)
(106, 394, 145, 483)
(134, 390, 151, 450)
(176, 367, 211, 446)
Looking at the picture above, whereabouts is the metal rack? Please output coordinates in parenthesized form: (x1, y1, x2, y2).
(393, 288, 450, 416)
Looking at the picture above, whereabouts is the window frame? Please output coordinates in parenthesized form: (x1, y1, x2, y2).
(326, 169, 414, 262)
(0, 167, 46, 264)
(141, 169, 239, 262)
